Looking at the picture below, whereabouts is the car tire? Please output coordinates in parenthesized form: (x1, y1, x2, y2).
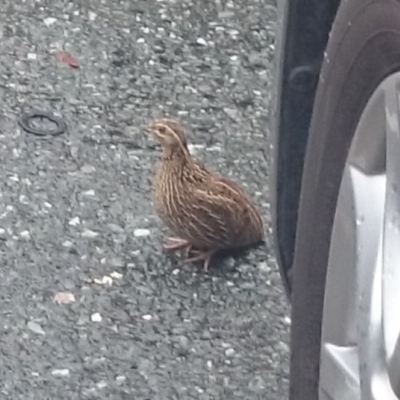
(289, 1, 400, 399)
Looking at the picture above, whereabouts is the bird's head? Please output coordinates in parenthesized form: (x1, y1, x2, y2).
(146, 118, 188, 156)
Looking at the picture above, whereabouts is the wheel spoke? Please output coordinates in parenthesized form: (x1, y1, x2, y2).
(382, 79, 400, 396)
(319, 73, 400, 400)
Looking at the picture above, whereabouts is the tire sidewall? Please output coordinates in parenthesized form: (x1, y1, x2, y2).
(290, 1, 400, 399)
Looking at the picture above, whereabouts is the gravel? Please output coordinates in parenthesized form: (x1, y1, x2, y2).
(0, 0, 289, 398)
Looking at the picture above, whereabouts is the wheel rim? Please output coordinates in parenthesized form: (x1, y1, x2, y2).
(319, 72, 400, 400)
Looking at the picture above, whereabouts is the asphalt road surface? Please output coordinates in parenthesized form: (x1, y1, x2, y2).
(0, 0, 290, 399)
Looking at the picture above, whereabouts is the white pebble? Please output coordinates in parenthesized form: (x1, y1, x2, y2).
(96, 381, 107, 389)
(136, 38, 145, 43)
(134, 229, 150, 237)
(88, 11, 97, 21)
(51, 369, 70, 377)
(207, 145, 222, 152)
(44, 17, 57, 26)
(91, 313, 102, 322)
(68, 217, 80, 226)
(196, 37, 207, 46)
(187, 144, 205, 153)
(142, 314, 152, 321)
(19, 230, 30, 239)
(27, 53, 37, 60)
(110, 271, 123, 279)
(62, 240, 73, 248)
(83, 189, 95, 196)
(225, 348, 235, 357)
(94, 276, 113, 286)
(82, 229, 99, 238)
(284, 316, 291, 325)
(116, 375, 126, 383)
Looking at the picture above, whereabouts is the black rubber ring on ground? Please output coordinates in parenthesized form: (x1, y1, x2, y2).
(19, 111, 67, 136)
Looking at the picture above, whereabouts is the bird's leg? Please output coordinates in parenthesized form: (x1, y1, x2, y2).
(163, 237, 192, 252)
(184, 249, 217, 272)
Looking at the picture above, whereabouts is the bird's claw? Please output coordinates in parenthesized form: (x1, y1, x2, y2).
(163, 237, 192, 254)
(184, 249, 217, 272)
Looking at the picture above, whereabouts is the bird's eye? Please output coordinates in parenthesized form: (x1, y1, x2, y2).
(159, 126, 166, 134)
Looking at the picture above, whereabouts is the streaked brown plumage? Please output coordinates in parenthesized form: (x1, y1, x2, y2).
(147, 118, 264, 271)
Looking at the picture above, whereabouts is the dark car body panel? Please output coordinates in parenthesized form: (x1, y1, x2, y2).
(271, 0, 341, 295)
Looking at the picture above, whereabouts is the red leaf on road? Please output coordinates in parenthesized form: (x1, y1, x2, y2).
(56, 51, 80, 68)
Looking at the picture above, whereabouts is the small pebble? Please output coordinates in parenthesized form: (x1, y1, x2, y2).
(142, 314, 152, 321)
(91, 313, 102, 322)
(96, 381, 107, 389)
(107, 223, 124, 234)
(68, 217, 80, 226)
(51, 369, 70, 377)
(177, 335, 190, 356)
(248, 375, 267, 392)
(27, 321, 45, 335)
(258, 261, 270, 272)
(88, 11, 97, 21)
(19, 230, 30, 239)
(134, 229, 150, 237)
(109, 257, 125, 268)
(82, 229, 99, 238)
(225, 257, 235, 269)
(110, 271, 123, 279)
(83, 189, 95, 196)
(225, 348, 235, 357)
(223, 107, 239, 121)
(116, 375, 126, 383)
(27, 53, 37, 60)
(53, 292, 76, 304)
(44, 17, 57, 26)
(94, 276, 113, 286)
(196, 37, 207, 46)
(81, 164, 96, 173)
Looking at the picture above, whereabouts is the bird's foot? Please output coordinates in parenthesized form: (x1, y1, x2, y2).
(185, 249, 217, 272)
(163, 237, 192, 252)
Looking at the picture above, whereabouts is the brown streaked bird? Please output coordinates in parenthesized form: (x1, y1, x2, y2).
(146, 118, 264, 271)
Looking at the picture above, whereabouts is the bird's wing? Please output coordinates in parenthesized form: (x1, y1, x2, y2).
(187, 174, 262, 248)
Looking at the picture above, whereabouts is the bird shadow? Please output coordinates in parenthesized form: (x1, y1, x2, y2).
(164, 239, 266, 276)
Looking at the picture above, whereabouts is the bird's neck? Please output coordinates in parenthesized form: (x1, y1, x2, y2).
(162, 145, 192, 163)
(161, 146, 196, 175)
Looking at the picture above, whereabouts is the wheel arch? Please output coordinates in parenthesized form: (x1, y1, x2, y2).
(272, 0, 341, 295)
